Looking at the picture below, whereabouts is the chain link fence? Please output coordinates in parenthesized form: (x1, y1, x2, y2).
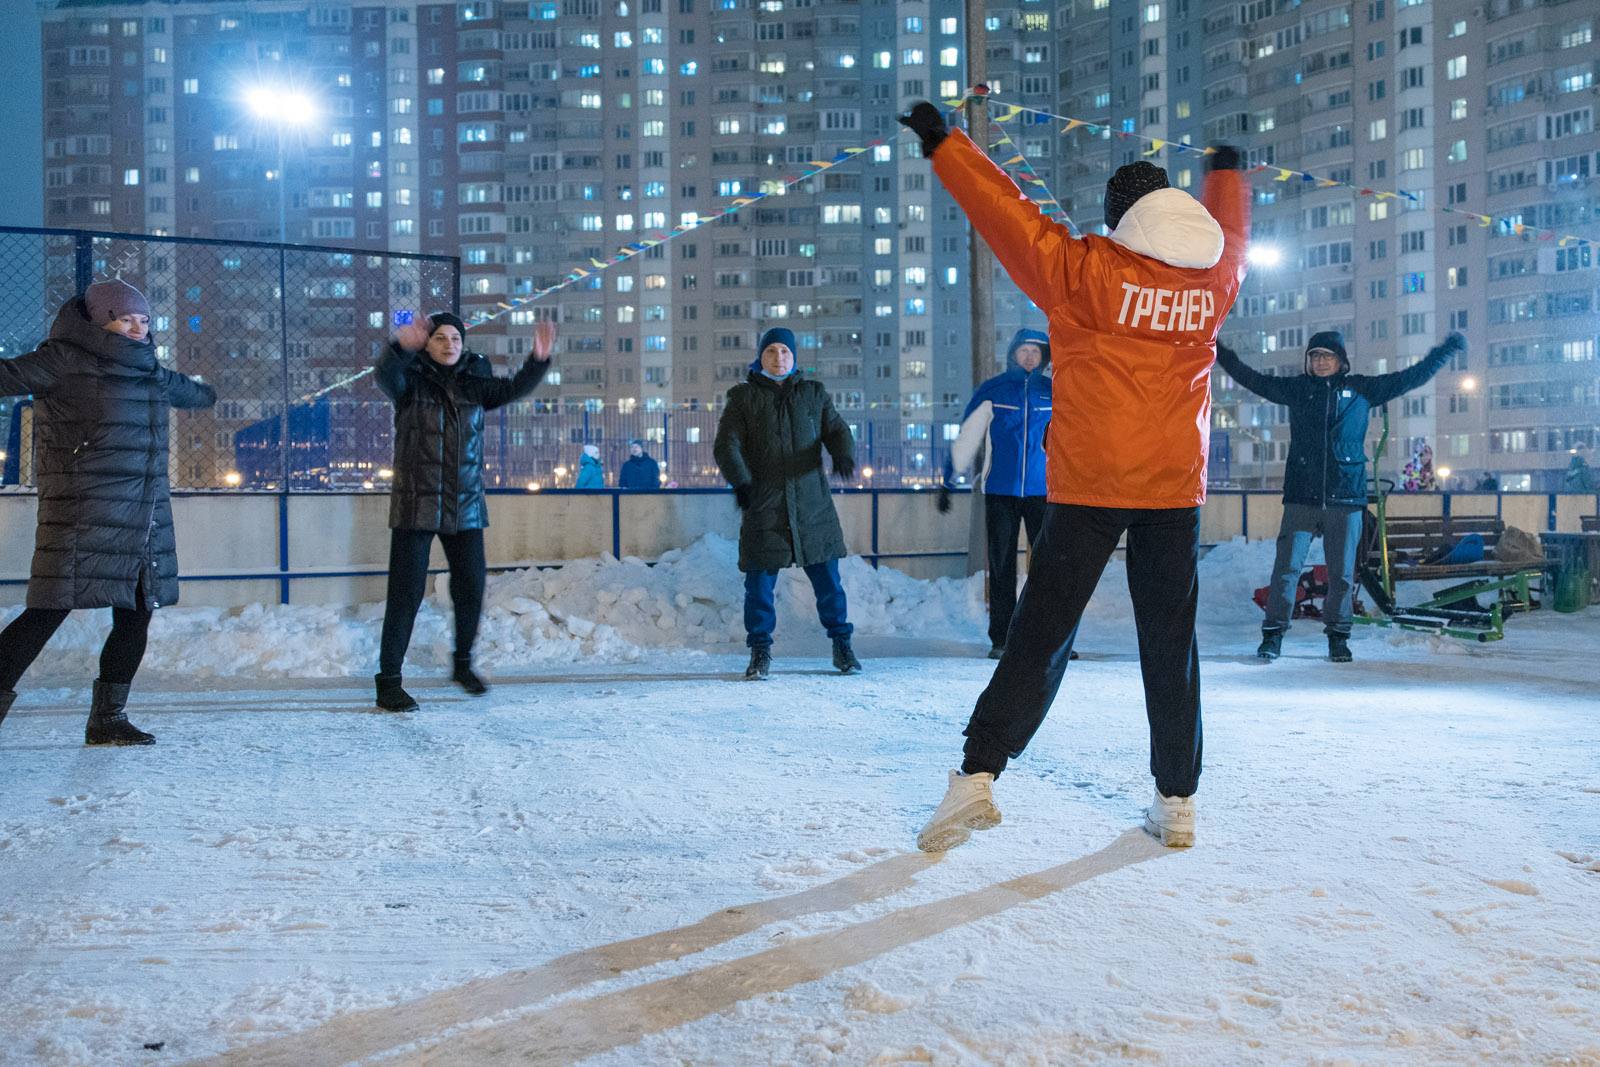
(1, 227, 951, 491)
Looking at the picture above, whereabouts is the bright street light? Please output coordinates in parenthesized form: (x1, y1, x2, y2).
(1247, 245, 1282, 267)
(246, 87, 317, 245)
(1461, 377, 1477, 391)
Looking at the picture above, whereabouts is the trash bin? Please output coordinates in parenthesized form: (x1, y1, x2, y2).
(1539, 533, 1599, 613)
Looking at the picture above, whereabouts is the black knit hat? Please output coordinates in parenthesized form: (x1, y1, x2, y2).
(1104, 161, 1171, 231)
(1305, 330, 1349, 373)
(427, 312, 467, 338)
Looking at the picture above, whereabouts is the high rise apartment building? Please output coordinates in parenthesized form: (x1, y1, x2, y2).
(1057, 0, 1597, 491)
(40, 0, 1065, 476)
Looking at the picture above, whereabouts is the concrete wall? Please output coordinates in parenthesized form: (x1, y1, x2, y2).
(0, 489, 1594, 608)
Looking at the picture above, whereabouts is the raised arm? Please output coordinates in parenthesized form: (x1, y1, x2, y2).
(901, 102, 1080, 313)
(1362, 332, 1464, 407)
(0, 344, 72, 399)
(1200, 146, 1251, 287)
(467, 320, 556, 411)
(160, 368, 217, 410)
(1214, 340, 1296, 404)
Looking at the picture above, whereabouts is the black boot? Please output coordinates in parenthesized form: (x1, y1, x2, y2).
(1327, 632, 1353, 663)
(452, 656, 488, 696)
(0, 689, 15, 729)
(85, 680, 155, 746)
(1257, 628, 1284, 661)
(832, 636, 862, 675)
(744, 646, 772, 681)
(375, 673, 419, 712)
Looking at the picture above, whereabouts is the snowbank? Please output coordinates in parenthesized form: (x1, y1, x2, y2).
(0, 535, 1386, 682)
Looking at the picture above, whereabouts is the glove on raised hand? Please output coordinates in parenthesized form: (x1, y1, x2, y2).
(897, 102, 949, 158)
(1207, 144, 1242, 172)
(1440, 331, 1466, 354)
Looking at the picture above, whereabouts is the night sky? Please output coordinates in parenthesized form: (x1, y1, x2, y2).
(1, 0, 44, 228)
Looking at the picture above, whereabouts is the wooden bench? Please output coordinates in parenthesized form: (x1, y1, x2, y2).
(1374, 514, 1542, 581)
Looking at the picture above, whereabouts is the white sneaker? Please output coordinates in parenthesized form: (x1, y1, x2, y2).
(1143, 789, 1195, 848)
(916, 770, 1001, 853)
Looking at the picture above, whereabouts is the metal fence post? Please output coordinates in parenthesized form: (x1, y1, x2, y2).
(74, 232, 93, 293)
(278, 244, 290, 492)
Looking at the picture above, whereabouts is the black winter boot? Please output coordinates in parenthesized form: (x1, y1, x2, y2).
(1257, 628, 1284, 661)
(744, 646, 772, 681)
(375, 673, 419, 712)
(452, 656, 488, 696)
(832, 636, 862, 675)
(85, 680, 155, 746)
(0, 689, 16, 729)
(1327, 632, 1353, 663)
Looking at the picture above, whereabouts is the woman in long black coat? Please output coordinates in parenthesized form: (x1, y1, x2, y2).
(713, 326, 860, 681)
(372, 312, 555, 712)
(0, 280, 216, 745)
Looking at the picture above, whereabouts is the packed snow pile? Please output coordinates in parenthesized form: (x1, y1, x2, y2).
(0, 535, 1338, 682)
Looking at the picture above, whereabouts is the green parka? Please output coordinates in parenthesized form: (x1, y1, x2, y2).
(713, 366, 855, 572)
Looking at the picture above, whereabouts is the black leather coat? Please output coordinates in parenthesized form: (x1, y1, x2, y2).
(375, 343, 548, 532)
(0, 298, 216, 609)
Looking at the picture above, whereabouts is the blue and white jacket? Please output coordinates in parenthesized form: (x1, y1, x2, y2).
(949, 328, 1052, 498)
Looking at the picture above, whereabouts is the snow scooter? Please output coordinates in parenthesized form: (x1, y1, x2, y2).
(1352, 408, 1542, 642)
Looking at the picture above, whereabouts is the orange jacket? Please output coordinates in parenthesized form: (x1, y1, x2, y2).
(932, 130, 1250, 509)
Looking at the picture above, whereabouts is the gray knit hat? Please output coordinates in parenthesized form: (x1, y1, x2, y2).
(84, 279, 151, 325)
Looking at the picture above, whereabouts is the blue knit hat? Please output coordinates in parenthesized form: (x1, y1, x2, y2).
(757, 327, 797, 356)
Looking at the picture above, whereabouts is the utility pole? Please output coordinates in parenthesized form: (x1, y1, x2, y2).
(963, 0, 994, 577)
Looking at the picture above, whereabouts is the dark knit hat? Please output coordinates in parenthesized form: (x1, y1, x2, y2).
(84, 279, 151, 325)
(757, 327, 797, 356)
(427, 311, 467, 338)
(1305, 330, 1350, 373)
(1104, 161, 1171, 231)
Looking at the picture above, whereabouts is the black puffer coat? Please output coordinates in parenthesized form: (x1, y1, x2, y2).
(375, 343, 549, 533)
(1215, 333, 1461, 507)
(713, 366, 855, 572)
(0, 297, 216, 610)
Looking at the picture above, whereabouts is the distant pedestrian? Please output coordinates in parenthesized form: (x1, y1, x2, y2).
(1402, 442, 1438, 492)
(619, 439, 659, 490)
(714, 327, 861, 680)
(374, 312, 555, 712)
(1216, 330, 1463, 664)
(0, 280, 216, 745)
(940, 327, 1053, 658)
(575, 443, 604, 488)
(1567, 444, 1593, 492)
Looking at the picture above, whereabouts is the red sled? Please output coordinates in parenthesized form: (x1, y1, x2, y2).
(1252, 565, 1366, 620)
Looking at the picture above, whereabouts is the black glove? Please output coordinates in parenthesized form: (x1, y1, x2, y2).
(733, 483, 755, 510)
(1215, 338, 1236, 361)
(896, 102, 949, 158)
(936, 485, 952, 514)
(1207, 144, 1241, 172)
(1440, 331, 1466, 354)
(834, 456, 856, 480)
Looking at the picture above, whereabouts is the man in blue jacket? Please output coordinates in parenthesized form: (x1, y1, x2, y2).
(939, 328, 1053, 657)
(1216, 329, 1464, 663)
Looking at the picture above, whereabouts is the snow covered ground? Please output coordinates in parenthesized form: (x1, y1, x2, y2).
(2, 537, 1597, 1066)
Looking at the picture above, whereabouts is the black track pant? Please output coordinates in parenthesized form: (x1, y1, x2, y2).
(984, 493, 1047, 649)
(0, 607, 154, 691)
(961, 503, 1203, 798)
(378, 528, 486, 677)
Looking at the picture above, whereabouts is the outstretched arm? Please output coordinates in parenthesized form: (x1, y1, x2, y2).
(1362, 332, 1464, 407)
(1214, 340, 1296, 404)
(0, 344, 71, 399)
(160, 368, 217, 410)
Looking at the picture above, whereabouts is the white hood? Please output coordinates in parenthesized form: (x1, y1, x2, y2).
(1109, 187, 1225, 270)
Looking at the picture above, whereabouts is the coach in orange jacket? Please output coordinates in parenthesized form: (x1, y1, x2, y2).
(901, 102, 1250, 853)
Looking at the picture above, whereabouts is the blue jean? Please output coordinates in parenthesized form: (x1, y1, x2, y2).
(1262, 502, 1364, 636)
(743, 560, 853, 648)
(961, 504, 1203, 798)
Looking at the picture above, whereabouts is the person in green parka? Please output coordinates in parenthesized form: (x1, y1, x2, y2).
(714, 327, 861, 681)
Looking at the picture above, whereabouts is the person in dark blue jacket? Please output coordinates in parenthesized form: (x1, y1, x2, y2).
(939, 328, 1053, 656)
(1216, 329, 1464, 663)
(618, 439, 660, 490)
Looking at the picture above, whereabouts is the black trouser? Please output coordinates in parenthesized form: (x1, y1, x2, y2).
(984, 493, 1048, 648)
(0, 606, 154, 691)
(378, 528, 486, 677)
(961, 503, 1203, 798)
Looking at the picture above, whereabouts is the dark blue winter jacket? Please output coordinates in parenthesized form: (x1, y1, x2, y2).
(950, 329, 1052, 498)
(1215, 333, 1463, 507)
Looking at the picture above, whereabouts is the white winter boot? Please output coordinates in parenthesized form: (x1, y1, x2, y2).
(916, 770, 1001, 852)
(1143, 789, 1195, 848)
